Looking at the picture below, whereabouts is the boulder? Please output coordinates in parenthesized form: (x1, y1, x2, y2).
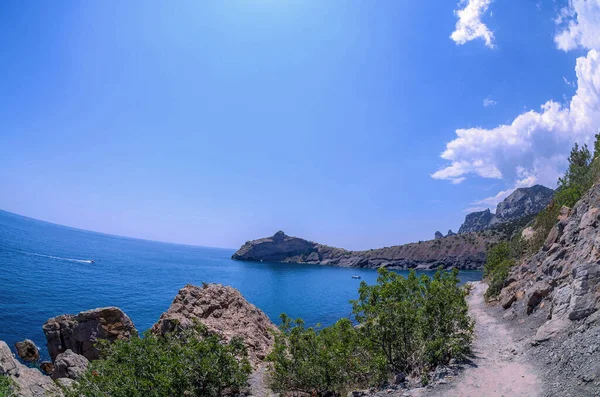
(0, 340, 62, 397)
(543, 225, 560, 251)
(43, 307, 137, 361)
(446, 229, 456, 237)
(434, 231, 444, 240)
(51, 350, 89, 380)
(521, 226, 535, 241)
(568, 263, 600, 321)
(501, 290, 517, 309)
(151, 284, 277, 366)
(40, 362, 54, 375)
(526, 282, 553, 314)
(14, 339, 39, 362)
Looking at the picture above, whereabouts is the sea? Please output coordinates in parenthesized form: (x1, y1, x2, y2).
(0, 209, 481, 361)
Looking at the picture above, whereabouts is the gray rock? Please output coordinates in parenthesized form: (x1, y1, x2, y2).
(434, 231, 444, 240)
(458, 209, 495, 234)
(51, 350, 89, 380)
(494, 185, 555, 223)
(0, 340, 62, 397)
(568, 263, 600, 321)
(526, 282, 553, 314)
(55, 378, 76, 390)
(14, 339, 39, 362)
(43, 307, 137, 361)
(151, 283, 277, 367)
(459, 185, 554, 233)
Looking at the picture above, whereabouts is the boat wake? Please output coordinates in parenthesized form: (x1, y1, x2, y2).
(25, 252, 94, 264)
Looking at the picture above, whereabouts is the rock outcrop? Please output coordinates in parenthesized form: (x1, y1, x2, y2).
(446, 229, 456, 237)
(51, 350, 89, 380)
(15, 339, 39, 362)
(458, 185, 554, 233)
(458, 209, 495, 234)
(151, 284, 277, 366)
(493, 185, 555, 224)
(232, 230, 500, 270)
(43, 307, 137, 361)
(0, 341, 62, 397)
(434, 231, 444, 239)
(498, 181, 600, 395)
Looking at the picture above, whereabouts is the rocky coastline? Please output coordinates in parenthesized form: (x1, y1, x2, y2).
(231, 230, 497, 271)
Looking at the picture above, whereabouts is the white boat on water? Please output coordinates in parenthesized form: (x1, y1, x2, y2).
(352, 274, 361, 279)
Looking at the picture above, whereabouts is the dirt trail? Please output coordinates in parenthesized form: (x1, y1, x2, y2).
(424, 282, 541, 397)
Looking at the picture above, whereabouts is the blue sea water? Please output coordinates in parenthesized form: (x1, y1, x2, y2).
(0, 210, 481, 360)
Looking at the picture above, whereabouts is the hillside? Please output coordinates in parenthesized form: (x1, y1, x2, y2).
(232, 229, 503, 270)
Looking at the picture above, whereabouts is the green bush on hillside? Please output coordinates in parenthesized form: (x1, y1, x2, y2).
(66, 324, 251, 397)
(268, 315, 386, 395)
(268, 268, 475, 395)
(0, 376, 14, 397)
(353, 268, 473, 376)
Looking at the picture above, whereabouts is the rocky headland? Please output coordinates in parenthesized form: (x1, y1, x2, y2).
(232, 185, 554, 271)
(232, 229, 498, 270)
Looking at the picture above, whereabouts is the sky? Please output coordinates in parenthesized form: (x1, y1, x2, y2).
(1, 0, 599, 250)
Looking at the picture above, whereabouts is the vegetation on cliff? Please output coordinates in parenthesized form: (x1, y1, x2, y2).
(66, 324, 251, 397)
(0, 376, 13, 397)
(267, 268, 474, 395)
(484, 135, 600, 299)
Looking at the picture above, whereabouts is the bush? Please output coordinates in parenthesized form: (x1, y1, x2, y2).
(268, 315, 385, 395)
(67, 325, 251, 397)
(485, 259, 513, 299)
(0, 376, 14, 397)
(353, 268, 474, 377)
(267, 268, 474, 395)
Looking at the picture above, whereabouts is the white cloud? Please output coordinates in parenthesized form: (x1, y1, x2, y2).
(555, 0, 600, 51)
(434, 4, 600, 204)
(450, 0, 495, 48)
(483, 97, 497, 107)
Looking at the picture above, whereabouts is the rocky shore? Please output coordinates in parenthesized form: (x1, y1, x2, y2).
(0, 283, 277, 396)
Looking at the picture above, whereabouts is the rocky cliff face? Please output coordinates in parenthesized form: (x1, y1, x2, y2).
(458, 209, 495, 234)
(0, 341, 62, 397)
(151, 283, 277, 366)
(233, 230, 501, 270)
(458, 185, 554, 233)
(494, 185, 555, 224)
(43, 307, 137, 361)
(497, 182, 600, 395)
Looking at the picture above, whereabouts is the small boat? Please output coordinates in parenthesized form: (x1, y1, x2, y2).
(90, 260, 95, 264)
(352, 275, 361, 279)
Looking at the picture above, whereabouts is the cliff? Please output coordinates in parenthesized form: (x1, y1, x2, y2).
(496, 182, 600, 395)
(232, 229, 502, 270)
(458, 185, 554, 233)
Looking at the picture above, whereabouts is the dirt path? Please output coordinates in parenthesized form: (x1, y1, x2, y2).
(423, 282, 541, 397)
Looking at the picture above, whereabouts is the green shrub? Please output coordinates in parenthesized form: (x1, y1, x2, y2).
(0, 376, 14, 397)
(267, 316, 385, 395)
(67, 325, 251, 397)
(483, 242, 510, 279)
(485, 259, 513, 299)
(267, 268, 474, 395)
(353, 268, 474, 377)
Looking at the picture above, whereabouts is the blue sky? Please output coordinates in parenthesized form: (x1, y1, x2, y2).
(1, 0, 598, 250)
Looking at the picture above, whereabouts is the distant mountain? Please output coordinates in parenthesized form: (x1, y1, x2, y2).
(458, 185, 554, 234)
(232, 230, 503, 271)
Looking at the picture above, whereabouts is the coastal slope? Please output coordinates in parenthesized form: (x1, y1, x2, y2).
(232, 230, 500, 270)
